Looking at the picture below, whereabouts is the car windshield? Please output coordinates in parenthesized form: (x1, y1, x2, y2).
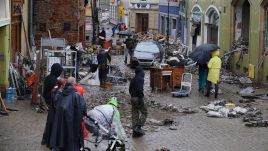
(135, 43, 160, 53)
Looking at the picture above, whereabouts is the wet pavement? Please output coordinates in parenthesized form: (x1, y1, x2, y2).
(1, 55, 268, 151)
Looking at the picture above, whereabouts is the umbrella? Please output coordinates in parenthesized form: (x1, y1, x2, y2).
(189, 44, 220, 65)
(117, 30, 132, 36)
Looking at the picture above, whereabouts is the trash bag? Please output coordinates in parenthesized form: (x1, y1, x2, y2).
(167, 57, 185, 67)
(207, 111, 224, 118)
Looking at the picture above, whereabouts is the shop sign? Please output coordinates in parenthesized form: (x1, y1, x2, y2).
(134, 3, 151, 9)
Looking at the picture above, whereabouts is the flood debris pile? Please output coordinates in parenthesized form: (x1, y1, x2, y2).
(231, 37, 249, 53)
(221, 69, 252, 86)
(107, 65, 127, 85)
(200, 100, 268, 128)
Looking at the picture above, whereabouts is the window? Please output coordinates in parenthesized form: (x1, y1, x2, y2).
(39, 23, 46, 32)
(161, 16, 165, 34)
(265, 8, 268, 48)
(0, 0, 10, 27)
(172, 19, 176, 29)
(64, 22, 71, 31)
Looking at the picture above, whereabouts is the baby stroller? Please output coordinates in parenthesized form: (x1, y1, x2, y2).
(83, 116, 125, 151)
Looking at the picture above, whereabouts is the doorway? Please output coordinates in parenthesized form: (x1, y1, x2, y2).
(136, 13, 148, 33)
(205, 7, 219, 45)
(190, 6, 202, 50)
(232, 0, 250, 41)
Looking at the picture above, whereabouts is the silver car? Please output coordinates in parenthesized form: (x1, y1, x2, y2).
(131, 40, 163, 67)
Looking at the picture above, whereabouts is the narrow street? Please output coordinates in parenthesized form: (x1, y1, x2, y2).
(1, 55, 268, 151)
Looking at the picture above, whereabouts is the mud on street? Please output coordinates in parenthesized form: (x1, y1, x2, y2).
(1, 55, 268, 151)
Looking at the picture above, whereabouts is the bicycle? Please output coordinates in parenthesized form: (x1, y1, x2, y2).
(83, 117, 126, 151)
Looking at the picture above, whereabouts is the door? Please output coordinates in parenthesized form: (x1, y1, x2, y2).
(136, 13, 149, 33)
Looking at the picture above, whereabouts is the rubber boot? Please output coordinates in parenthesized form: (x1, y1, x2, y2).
(132, 126, 144, 137)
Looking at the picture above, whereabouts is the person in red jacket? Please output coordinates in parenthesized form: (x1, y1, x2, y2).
(67, 77, 85, 96)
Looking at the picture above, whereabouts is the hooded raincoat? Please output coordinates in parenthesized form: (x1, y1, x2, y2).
(41, 63, 63, 147)
(85, 97, 126, 140)
(43, 63, 63, 104)
(49, 84, 86, 151)
(207, 50, 222, 84)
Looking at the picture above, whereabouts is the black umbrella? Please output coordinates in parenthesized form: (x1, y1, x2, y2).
(117, 31, 132, 36)
(189, 44, 220, 65)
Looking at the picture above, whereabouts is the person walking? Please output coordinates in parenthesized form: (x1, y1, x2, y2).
(97, 48, 111, 87)
(41, 63, 63, 146)
(112, 25, 117, 37)
(198, 64, 208, 93)
(129, 66, 148, 137)
(49, 82, 86, 151)
(205, 50, 222, 98)
(124, 36, 134, 64)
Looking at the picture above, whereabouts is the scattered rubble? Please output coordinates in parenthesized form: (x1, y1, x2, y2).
(155, 147, 170, 151)
(239, 77, 252, 85)
(231, 37, 249, 52)
(239, 87, 254, 95)
(200, 99, 268, 128)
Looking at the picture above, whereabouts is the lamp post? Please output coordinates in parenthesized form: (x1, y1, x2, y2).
(167, 0, 170, 43)
(166, 0, 170, 60)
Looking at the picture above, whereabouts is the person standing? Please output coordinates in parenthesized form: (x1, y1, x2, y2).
(49, 82, 86, 151)
(198, 64, 208, 93)
(67, 77, 85, 96)
(129, 66, 148, 137)
(205, 50, 222, 98)
(99, 27, 106, 47)
(97, 48, 111, 87)
(41, 63, 63, 146)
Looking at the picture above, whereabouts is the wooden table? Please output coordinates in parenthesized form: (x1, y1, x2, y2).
(150, 67, 185, 91)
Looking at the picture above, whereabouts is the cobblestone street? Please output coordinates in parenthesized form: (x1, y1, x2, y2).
(1, 55, 268, 151)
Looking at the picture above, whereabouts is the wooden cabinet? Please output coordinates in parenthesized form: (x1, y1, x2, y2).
(150, 67, 184, 91)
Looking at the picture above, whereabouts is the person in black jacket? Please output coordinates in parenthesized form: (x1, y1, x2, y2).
(129, 66, 148, 137)
(41, 63, 63, 146)
(124, 36, 134, 64)
(42, 63, 63, 105)
(97, 48, 111, 87)
(49, 82, 86, 151)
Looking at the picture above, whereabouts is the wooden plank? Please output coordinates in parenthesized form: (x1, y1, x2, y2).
(21, 7, 32, 62)
(0, 93, 8, 113)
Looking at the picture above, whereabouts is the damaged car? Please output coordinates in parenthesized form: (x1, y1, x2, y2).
(131, 40, 163, 68)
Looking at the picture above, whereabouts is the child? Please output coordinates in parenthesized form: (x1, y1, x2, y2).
(205, 50, 222, 98)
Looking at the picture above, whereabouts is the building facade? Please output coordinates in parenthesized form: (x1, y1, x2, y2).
(129, 0, 159, 33)
(158, 0, 188, 44)
(0, 0, 11, 89)
(188, 0, 268, 82)
(33, 0, 85, 46)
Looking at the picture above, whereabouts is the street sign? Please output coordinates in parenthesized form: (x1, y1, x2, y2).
(119, 6, 124, 17)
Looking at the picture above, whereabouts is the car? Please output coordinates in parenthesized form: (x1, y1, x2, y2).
(130, 40, 163, 68)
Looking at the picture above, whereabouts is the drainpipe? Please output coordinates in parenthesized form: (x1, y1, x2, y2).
(77, 0, 80, 42)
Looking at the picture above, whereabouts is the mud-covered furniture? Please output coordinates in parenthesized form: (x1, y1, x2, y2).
(150, 67, 185, 91)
